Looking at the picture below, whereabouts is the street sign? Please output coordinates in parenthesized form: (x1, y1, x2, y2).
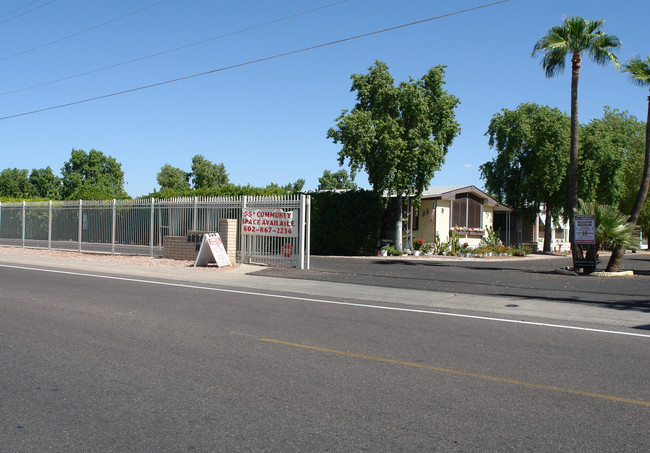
(574, 214, 596, 245)
(194, 233, 232, 267)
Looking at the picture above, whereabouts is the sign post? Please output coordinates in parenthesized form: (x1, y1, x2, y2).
(194, 233, 232, 267)
(572, 214, 597, 274)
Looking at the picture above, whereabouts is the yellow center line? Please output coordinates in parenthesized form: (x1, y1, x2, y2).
(260, 338, 650, 408)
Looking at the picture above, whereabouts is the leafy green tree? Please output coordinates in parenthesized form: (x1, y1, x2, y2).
(29, 166, 61, 199)
(60, 148, 128, 200)
(157, 164, 190, 191)
(327, 61, 460, 250)
(0, 168, 33, 198)
(579, 107, 645, 207)
(289, 178, 305, 193)
(532, 16, 621, 252)
(481, 103, 570, 252)
(607, 56, 650, 271)
(317, 169, 358, 190)
(264, 179, 305, 194)
(190, 155, 229, 189)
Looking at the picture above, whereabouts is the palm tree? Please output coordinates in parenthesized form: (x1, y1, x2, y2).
(606, 56, 650, 272)
(577, 199, 639, 252)
(531, 16, 621, 256)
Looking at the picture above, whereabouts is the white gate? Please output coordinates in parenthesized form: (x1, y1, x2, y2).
(241, 195, 310, 269)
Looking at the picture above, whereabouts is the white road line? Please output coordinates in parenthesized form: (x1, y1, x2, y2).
(2, 263, 649, 339)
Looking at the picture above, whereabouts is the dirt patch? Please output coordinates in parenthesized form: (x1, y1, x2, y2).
(0, 246, 240, 271)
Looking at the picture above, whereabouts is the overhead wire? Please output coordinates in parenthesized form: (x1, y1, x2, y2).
(0, 0, 511, 121)
(0, 0, 171, 62)
(0, 0, 348, 97)
(0, 0, 55, 25)
(0, 0, 43, 18)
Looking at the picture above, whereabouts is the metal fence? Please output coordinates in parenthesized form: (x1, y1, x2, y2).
(0, 195, 310, 269)
(241, 195, 310, 269)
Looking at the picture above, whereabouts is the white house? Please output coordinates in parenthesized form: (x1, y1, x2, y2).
(409, 185, 511, 247)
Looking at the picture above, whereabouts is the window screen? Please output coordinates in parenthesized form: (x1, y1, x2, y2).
(451, 194, 482, 228)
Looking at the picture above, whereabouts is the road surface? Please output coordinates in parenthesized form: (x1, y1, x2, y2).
(1, 261, 648, 451)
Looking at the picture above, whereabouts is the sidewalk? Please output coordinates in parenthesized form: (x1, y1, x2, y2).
(1, 249, 649, 333)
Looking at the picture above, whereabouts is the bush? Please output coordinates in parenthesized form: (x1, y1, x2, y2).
(509, 245, 530, 256)
(310, 190, 385, 255)
(480, 226, 502, 247)
(384, 245, 407, 256)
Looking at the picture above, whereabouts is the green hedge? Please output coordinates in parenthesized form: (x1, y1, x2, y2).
(142, 184, 300, 199)
(310, 190, 385, 255)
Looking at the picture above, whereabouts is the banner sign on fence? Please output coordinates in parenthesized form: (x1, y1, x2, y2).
(194, 233, 232, 267)
(574, 214, 596, 245)
(242, 209, 298, 237)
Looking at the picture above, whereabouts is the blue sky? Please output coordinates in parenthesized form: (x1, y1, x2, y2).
(1, 0, 648, 197)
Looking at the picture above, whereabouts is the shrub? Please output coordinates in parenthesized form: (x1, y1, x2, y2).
(480, 226, 503, 247)
(310, 190, 385, 255)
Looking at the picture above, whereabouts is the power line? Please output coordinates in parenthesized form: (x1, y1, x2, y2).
(0, 0, 45, 19)
(0, 0, 348, 97)
(0, 0, 55, 25)
(0, 0, 511, 121)
(0, 0, 171, 62)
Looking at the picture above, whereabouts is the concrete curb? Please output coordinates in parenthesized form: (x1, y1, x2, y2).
(554, 266, 635, 277)
(590, 270, 634, 277)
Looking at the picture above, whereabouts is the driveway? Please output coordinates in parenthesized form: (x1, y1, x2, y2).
(252, 252, 650, 313)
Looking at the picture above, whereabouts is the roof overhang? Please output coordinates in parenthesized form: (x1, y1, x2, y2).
(420, 185, 512, 212)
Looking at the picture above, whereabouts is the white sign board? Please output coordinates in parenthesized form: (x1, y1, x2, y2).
(242, 209, 298, 237)
(574, 214, 596, 245)
(194, 233, 232, 267)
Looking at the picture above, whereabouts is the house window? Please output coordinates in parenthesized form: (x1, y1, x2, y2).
(451, 193, 482, 229)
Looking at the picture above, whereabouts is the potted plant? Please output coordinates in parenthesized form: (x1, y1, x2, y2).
(412, 238, 425, 256)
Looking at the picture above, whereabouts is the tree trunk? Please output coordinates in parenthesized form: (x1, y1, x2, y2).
(568, 52, 581, 257)
(393, 194, 403, 251)
(606, 94, 650, 272)
(543, 205, 553, 253)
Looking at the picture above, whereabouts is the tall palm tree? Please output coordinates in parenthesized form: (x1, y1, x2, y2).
(607, 56, 650, 272)
(531, 16, 621, 256)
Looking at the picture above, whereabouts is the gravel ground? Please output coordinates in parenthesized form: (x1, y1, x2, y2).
(0, 246, 241, 272)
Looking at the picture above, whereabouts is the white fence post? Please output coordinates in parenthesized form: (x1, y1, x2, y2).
(48, 200, 52, 250)
(193, 196, 198, 231)
(241, 196, 247, 264)
(22, 201, 26, 248)
(150, 198, 155, 257)
(305, 195, 311, 270)
(299, 195, 306, 270)
(78, 200, 83, 252)
(111, 199, 116, 255)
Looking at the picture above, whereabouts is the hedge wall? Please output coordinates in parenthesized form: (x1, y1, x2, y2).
(310, 190, 385, 255)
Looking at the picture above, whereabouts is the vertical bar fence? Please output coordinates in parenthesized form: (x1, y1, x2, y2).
(0, 195, 310, 269)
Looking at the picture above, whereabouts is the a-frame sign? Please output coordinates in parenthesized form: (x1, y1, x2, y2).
(194, 233, 232, 267)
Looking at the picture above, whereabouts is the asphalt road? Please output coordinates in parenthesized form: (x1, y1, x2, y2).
(1, 263, 648, 451)
(253, 253, 650, 312)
